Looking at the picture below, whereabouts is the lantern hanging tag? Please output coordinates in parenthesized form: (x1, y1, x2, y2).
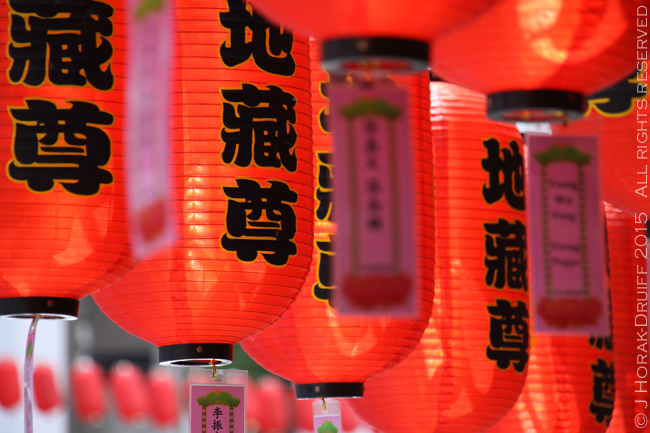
(526, 134, 610, 335)
(187, 369, 248, 433)
(329, 77, 417, 318)
(126, 0, 174, 258)
(312, 399, 342, 433)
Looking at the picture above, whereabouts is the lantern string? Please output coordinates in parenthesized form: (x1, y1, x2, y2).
(321, 397, 326, 411)
(211, 360, 217, 380)
(24, 315, 40, 433)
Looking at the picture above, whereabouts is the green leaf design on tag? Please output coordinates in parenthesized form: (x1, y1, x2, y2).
(534, 144, 592, 165)
(339, 98, 401, 120)
(317, 421, 338, 433)
(135, 0, 164, 20)
(197, 390, 241, 408)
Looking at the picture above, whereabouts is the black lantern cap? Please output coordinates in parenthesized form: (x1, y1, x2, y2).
(295, 382, 364, 399)
(0, 296, 79, 320)
(158, 343, 234, 366)
(322, 37, 428, 73)
(487, 90, 586, 123)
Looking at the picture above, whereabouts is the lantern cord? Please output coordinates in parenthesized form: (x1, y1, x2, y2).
(24, 315, 40, 433)
(211, 359, 217, 380)
(321, 397, 326, 411)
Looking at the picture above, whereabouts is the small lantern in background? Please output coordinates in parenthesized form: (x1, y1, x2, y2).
(147, 368, 179, 428)
(433, 0, 640, 122)
(33, 364, 60, 412)
(109, 361, 150, 428)
(0, 358, 20, 409)
(70, 357, 106, 427)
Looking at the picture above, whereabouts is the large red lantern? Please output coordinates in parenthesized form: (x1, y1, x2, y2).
(433, 0, 641, 122)
(349, 81, 529, 433)
(552, 73, 649, 216)
(0, 0, 136, 319)
(245, 0, 496, 71)
(93, 0, 313, 366)
(240, 42, 435, 399)
(605, 205, 650, 432)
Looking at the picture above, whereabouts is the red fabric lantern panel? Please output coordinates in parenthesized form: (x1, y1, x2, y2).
(246, 0, 496, 71)
(605, 205, 650, 432)
(33, 364, 60, 412)
(433, 0, 641, 122)
(485, 335, 614, 432)
(349, 81, 529, 433)
(240, 41, 434, 399)
(93, 0, 313, 365)
(70, 358, 106, 427)
(552, 73, 649, 216)
(109, 361, 150, 428)
(0, 358, 20, 409)
(0, 0, 136, 319)
(146, 368, 179, 428)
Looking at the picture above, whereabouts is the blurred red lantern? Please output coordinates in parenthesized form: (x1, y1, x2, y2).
(70, 358, 106, 427)
(605, 205, 650, 432)
(33, 364, 60, 412)
(93, 0, 314, 365)
(0, 0, 136, 319)
(109, 361, 150, 428)
(247, 376, 292, 433)
(349, 81, 529, 433)
(433, 0, 641, 122)
(0, 358, 20, 409)
(552, 73, 649, 216)
(247, 0, 496, 71)
(240, 42, 434, 399)
(147, 368, 179, 428)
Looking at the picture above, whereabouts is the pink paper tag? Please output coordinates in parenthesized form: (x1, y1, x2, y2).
(126, 0, 174, 258)
(527, 134, 609, 335)
(312, 399, 342, 433)
(189, 384, 246, 433)
(330, 83, 416, 317)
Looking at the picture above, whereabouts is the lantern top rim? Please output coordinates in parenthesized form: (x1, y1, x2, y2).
(0, 297, 79, 320)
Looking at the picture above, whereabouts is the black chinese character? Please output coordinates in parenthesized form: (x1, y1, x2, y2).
(222, 179, 298, 266)
(589, 72, 643, 115)
(222, 84, 297, 171)
(8, 0, 114, 90)
(589, 335, 613, 352)
(212, 419, 223, 431)
(484, 219, 528, 291)
(212, 407, 223, 418)
(482, 139, 525, 211)
(219, 0, 295, 76)
(8, 99, 113, 195)
(316, 152, 333, 221)
(486, 299, 529, 373)
(590, 359, 615, 425)
(313, 237, 334, 306)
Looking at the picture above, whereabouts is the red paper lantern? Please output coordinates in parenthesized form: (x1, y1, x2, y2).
(0, 358, 20, 409)
(433, 0, 641, 122)
(109, 361, 150, 428)
(552, 73, 649, 216)
(93, 0, 313, 365)
(33, 364, 60, 412)
(70, 358, 106, 427)
(349, 81, 529, 433)
(0, 0, 136, 319)
(240, 42, 434, 399)
(147, 368, 179, 428)
(247, 376, 292, 433)
(604, 205, 650, 432)
(246, 0, 496, 71)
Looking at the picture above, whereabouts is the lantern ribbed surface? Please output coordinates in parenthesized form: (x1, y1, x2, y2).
(605, 205, 650, 432)
(93, 0, 314, 364)
(240, 42, 434, 396)
(349, 82, 529, 433)
(0, 0, 136, 318)
(247, 0, 496, 71)
(433, 0, 640, 121)
(552, 74, 649, 216)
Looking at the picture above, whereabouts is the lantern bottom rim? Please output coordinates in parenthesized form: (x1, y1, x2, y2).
(322, 37, 428, 73)
(0, 296, 79, 320)
(487, 90, 586, 123)
(295, 382, 364, 399)
(158, 343, 233, 367)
